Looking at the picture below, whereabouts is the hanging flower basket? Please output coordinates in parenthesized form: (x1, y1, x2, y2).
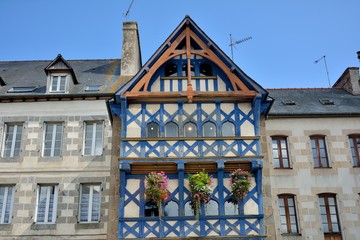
(188, 171, 213, 220)
(229, 168, 251, 205)
(144, 171, 169, 219)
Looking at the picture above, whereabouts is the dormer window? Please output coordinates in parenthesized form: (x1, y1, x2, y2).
(50, 75, 67, 93)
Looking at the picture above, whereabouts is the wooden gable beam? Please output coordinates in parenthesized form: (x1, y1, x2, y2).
(127, 24, 253, 97)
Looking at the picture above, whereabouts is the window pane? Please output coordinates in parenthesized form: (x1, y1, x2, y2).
(3, 124, 23, 157)
(224, 201, 238, 215)
(184, 122, 197, 137)
(222, 122, 235, 137)
(147, 122, 160, 138)
(43, 123, 63, 157)
(0, 186, 14, 224)
(184, 201, 194, 216)
(164, 201, 179, 217)
(51, 76, 58, 91)
(165, 122, 178, 137)
(203, 122, 216, 137)
(205, 200, 218, 215)
(36, 185, 57, 223)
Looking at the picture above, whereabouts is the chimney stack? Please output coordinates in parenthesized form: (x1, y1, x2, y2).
(121, 22, 142, 77)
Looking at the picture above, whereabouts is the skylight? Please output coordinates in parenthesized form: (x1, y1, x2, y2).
(7, 86, 37, 93)
(319, 99, 334, 105)
(281, 100, 296, 106)
(85, 85, 102, 92)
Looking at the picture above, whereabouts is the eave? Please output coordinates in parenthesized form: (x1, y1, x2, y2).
(0, 93, 114, 103)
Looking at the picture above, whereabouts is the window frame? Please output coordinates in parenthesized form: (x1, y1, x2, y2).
(42, 122, 63, 157)
(78, 183, 101, 223)
(49, 74, 68, 93)
(0, 185, 15, 224)
(349, 134, 360, 167)
(83, 121, 104, 156)
(271, 136, 291, 169)
(34, 185, 58, 224)
(318, 193, 341, 234)
(310, 135, 330, 168)
(278, 194, 300, 234)
(2, 123, 23, 158)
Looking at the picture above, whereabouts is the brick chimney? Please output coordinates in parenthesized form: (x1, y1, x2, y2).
(121, 22, 142, 76)
(333, 67, 360, 95)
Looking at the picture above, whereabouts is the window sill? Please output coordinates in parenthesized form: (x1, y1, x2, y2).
(39, 156, 62, 162)
(313, 167, 332, 169)
(80, 155, 104, 162)
(0, 224, 13, 231)
(0, 157, 21, 162)
(75, 222, 101, 229)
(274, 167, 293, 170)
(31, 223, 56, 230)
(281, 233, 301, 236)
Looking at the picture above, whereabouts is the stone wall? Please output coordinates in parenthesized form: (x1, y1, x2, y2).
(263, 117, 360, 240)
(0, 100, 112, 239)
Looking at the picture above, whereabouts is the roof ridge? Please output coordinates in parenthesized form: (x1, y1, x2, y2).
(0, 58, 121, 63)
(266, 87, 332, 90)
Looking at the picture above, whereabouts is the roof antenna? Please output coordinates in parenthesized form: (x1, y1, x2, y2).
(229, 34, 252, 60)
(124, 0, 135, 20)
(314, 55, 331, 87)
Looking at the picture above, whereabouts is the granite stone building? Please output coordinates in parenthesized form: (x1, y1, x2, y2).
(263, 67, 360, 240)
(0, 55, 120, 239)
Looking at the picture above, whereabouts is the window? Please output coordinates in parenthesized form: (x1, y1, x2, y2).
(349, 135, 360, 167)
(50, 75, 67, 93)
(271, 136, 290, 168)
(43, 123, 63, 157)
(83, 122, 103, 156)
(2, 123, 23, 157)
(205, 200, 219, 215)
(203, 122, 216, 137)
(222, 122, 235, 137)
(182, 64, 195, 76)
(184, 122, 197, 137)
(200, 62, 213, 76)
(164, 201, 179, 217)
(0, 186, 15, 224)
(319, 194, 341, 234)
(165, 122, 178, 137)
(164, 63, 178, 77)
(310, 136, 329, 168)
(35, 185, 58, 223)
(184, 201, 194, 216)
(85, 85, 102, 92)
(278, 194, 299, 234)
(7, 86, 37, 93)
(144, 202, 159, 217)
(146, 122, 160, 138)
(79, 184, 101, 222)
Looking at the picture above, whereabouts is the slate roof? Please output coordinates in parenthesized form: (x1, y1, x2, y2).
(267, 88, 360, 117)
(0, 58, 123, 96)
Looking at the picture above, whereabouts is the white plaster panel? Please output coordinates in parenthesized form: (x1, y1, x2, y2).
(202, 104, 216, 117)
(150, 76, 160, 92)
(164, 104, 177, 116)
(164, 80, 169, 92)
(128, 104, 141, 117)
(183, 104, 197, 117)
(240, 120, 255, 136)
(182, 80, 187, 91)
(239, 103, 251, 115)
(147, 104, 160, 115)
(200, 80, 206, 91)
(221, 103, 234, 115)
(127, 122, 141, 138)
(217, 76, 226, 91)
(244, 198, 259, 215)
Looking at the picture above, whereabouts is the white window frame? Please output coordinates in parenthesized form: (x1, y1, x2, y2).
(42, 122, 63, 157)
(34, 185, 58, 224)
(2, 123, 23, 157)
(49, 75, 67, 93)
(83, 121, 104, 156)
(78, 184, 101, 223)
(0, 185, 15, 224)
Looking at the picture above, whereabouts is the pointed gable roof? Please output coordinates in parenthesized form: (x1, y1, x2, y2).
(115, 16, 269, 103)
(44, 54, 78, 84)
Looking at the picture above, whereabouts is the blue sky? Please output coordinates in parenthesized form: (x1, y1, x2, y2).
(0, 0, 359, 88)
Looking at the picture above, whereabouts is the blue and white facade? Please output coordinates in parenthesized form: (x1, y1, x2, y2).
(110, 16, 272, 239)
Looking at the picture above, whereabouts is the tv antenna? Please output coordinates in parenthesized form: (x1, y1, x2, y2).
(314, 55, 331, 87)
(124, 0, 135, 20)
(229, 34, 252, 60)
